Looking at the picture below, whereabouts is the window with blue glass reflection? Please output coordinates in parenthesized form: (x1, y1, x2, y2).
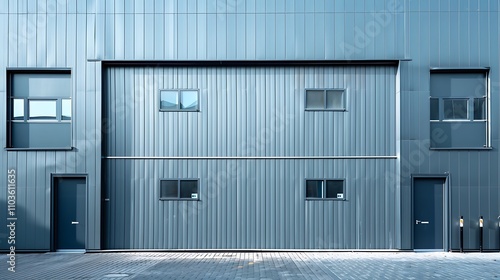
(160, 89, 199, 111)
(7, 71, 72, 148)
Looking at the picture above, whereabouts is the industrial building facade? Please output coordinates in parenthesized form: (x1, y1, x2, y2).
(0, 1, 499, 252)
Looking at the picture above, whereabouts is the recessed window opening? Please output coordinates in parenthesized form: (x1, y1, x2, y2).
(306, 179, 345, 200)
(160, 89, 199, 111)
(160, 179, 199, 200)
(305, 89, 346, 111)
(7, 71, 72, 148)
(429, 71, 489, 149)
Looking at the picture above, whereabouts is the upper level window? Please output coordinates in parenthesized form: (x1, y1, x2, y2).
(429, 70, 489, 149)
(160, 89, 199, 111)
(160, 179, 199, 200)
(305, 89, 346, 111)
(7, 71, 72, 149)
(306, 179, 345, 200)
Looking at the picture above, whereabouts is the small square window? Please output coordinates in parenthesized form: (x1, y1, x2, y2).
(306, 179, 345, 200)
(29, 100, 57, 120)
(160, 180, 178, 198)
(305, 90, 324, 109)
(306, 180, 323, 198)
(326, 90, 344, 110)
(180, 180, 198, 198)
(160, 91, 179, 110)
(325, 180, 344, 199)
(180, 90, 198, 110)
(160, 179, 199, 200)
(443, 99, 468, 120)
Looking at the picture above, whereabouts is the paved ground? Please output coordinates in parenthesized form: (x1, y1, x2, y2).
(0, 251, 499, 279)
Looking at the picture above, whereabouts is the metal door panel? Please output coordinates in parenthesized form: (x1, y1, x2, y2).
(414, 178, 444, 249)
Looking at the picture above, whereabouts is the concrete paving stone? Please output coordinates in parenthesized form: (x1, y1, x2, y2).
(0, 252, 499, 279)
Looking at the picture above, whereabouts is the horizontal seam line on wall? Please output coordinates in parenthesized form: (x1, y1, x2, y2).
(102, 156, 398, 160)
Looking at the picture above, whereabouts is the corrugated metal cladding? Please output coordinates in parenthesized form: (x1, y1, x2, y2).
(399, 2, 500, 251)
(0, 0, 499, 251)
(102, 66, 399, 249)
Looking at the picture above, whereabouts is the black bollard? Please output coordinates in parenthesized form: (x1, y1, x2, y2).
(479, 216, 483, 253)
(460, 216, 464, 253)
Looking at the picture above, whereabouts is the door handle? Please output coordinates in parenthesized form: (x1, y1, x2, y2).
(71, 221, 79, 225)
(416, 220, 429, 225)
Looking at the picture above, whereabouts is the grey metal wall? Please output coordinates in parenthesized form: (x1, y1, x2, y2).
(0, 0, 498, 251)
(0, 0, 402, 251)
(102, 65, 398, 249)
(399, 2, 500, 250)
(0, 1, 103, 250)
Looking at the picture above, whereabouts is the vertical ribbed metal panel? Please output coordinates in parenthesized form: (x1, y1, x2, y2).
(104, 66, 396, 158)
(86, 0, 406, 61)
(400, 3, 500, 250)
(102, 65, 398, 249)
(103, 159, 401, 249)
(0, 5, 7, 250)
(0, 0, 101, 251)
(0, 0, 499, 252)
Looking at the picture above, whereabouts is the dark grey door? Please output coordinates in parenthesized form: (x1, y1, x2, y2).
(54, 177, 86, 250)
(413, 178, 445, 249)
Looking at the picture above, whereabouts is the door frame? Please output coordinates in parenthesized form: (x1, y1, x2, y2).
(411, 174, 450, 251)
(50, 173, 88, 252)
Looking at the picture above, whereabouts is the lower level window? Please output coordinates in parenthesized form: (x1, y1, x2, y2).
(306, 179, 345, 199)
(160, 179, 199, 200)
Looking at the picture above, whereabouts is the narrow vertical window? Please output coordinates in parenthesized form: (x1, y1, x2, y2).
(62, 99, 72, 120)
(12, 99, 24, 120)
(473, 97, 486, 120)
(430, 98, 439, 121)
